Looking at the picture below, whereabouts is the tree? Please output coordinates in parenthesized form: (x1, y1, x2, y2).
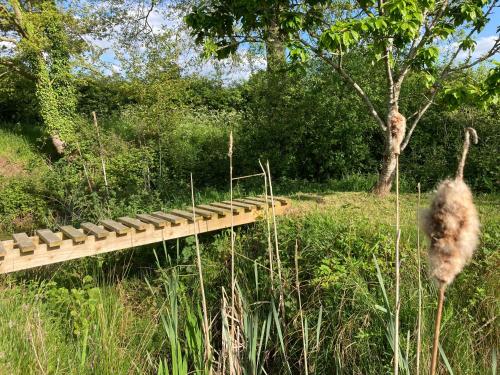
(186, 0, 499, 195)
(185, 0, 288, 73)
(1, 0, 86, 153)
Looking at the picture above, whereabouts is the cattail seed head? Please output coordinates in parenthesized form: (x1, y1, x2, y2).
(389, 109, 406, 155)
(421, 179, 480, 285)
(421, 128, 480, 286)
(228, 131, 233, 158)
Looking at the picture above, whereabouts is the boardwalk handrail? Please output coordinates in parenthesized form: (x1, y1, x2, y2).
(0, 197, 290, 274)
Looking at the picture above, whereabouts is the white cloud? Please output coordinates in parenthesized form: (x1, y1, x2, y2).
(455, 35, 499, 62)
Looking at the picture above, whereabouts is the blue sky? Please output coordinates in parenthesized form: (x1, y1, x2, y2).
(76, 2, 499, 81)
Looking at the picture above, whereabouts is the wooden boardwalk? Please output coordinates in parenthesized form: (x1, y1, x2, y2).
(0, 197, 290, 274)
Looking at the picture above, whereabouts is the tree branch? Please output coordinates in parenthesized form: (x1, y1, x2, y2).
(401, 88, 437, 151)
(0, 35, 18, 44)
(0, 59, 35, 81)
(395, 0, 449, 87)
(398, 1, 497, 150)
(299, 37, 387, 131)
(449, 38, 500, 72)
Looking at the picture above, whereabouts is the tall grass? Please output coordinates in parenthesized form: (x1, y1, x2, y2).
(0, 192, 497, 374)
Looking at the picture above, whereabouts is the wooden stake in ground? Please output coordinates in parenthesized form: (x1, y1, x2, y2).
(92, 111, 109, 195)
(190, 174, 212, 373)
(259, 159, 274, 289)
(295, 240, 309, 375)
(228, 131, 238, 375)
(266, 161, 284, 314)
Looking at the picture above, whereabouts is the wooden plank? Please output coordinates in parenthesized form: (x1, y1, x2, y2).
(170, 209, 203, 222)
(136, 214, 168, 228)
(191, 207, 215, 219)
(81, 222, 110, 239)
(117, 217, 148, 231)
(0, 201, 289, 274)
(36, 229, 62, 248)
(242, 198, 276, 207)
(12, 233, 36, 253)
(60, 226, 87, 243)
(257, 195, 289, 205)
(101, 220, 131, 235)
(209, 202, 244, 214)
(0, 242, 6, 259)
(223, 200, 256, 211)
(151, 211, 187, 225)
(235, 198, 267, 208)
(197, 204, 228, 216)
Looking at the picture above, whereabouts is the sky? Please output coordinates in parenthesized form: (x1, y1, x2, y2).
(89, 3, 499, 83)
(2, 2, 498, 83)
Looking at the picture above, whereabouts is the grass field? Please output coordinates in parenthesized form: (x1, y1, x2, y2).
(0, 191, 498, 374)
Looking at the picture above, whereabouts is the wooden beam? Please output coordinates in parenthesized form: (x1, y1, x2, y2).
(234, 198, 266, 208)
(117, 217, 148, 231)
(60, 226, 87, 243)
(209, 202, 245, 214)
(222, 200, 256, 211)
(191, 207, 216, 219)
(0, 197, 290, 274)
(101, 220, 131, 235)
(81, 222, 109, 239)
(0, 241, 6, 259)
(197, 204, 229, 216)
(151, 212, 187, 225)
(36, 229, 62, 248)
(12, 233, 36, 253)
(136, 214, 168, 228)
(255, 196, 290, 205)
(170, 209, 203, 222)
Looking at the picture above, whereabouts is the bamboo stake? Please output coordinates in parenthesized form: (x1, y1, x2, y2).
(259, 160, 274, 289)
(416, 182, 422, 375)
(295, 240, 309, 375)
(228, 132, 237, 375)
(394, 154, 401, 375)
(430, 284, 446, 375)
(75, 140, 93, 192)
(266, 160, 284, 314)
(92, 112, 109, 195)
(190, 174, 212, 373)
(232, 172, 265, 181)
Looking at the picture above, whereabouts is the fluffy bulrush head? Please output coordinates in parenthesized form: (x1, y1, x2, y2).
(389, 109, 406, 155)
(421, 128, 480, 286)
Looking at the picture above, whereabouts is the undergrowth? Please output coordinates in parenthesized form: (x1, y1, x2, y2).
(0, 192, 497, 374)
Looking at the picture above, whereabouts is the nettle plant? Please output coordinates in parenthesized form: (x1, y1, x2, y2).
(187, 0, 499, 195)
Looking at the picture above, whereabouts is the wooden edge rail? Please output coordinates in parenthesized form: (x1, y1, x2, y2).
(0, 196, 290, 274)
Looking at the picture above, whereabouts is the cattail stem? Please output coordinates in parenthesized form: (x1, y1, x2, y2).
(430, 283, 446, 375)
(190, 174, 212, 373)
(295, 240, 309, 375)
(394, 154, 401, 375)
(259, 160, 274, 289)
(228, 132, 236, 374)
(266, 160, 285, 316)
(416, 182, 422, 375)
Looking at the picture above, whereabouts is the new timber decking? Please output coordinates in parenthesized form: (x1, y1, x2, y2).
(0, 197, 290, 274)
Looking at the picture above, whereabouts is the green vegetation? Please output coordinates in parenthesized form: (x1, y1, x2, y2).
(0, 193, 498, 374)
(0, 0, 498, 373)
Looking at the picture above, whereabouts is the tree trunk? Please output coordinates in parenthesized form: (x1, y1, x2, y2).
(265, 13, 286, 74)
(373, 139, 398, 196)
(34, 54, 73, 154)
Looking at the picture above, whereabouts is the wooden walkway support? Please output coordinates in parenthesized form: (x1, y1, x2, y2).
(0, 197, 290, 274)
